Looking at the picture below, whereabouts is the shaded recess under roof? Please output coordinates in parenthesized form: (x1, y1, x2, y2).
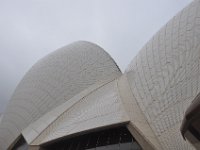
(42, 126, 142, 150)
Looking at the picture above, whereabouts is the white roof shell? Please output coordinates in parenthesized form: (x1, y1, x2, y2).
(0, 41, 121, 149)
(125, 0, 200, 149)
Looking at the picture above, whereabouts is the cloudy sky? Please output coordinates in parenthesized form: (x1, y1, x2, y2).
(0, 0, 192, 113)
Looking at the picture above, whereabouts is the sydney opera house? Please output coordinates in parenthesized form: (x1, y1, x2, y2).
(1, 0, 200, 150)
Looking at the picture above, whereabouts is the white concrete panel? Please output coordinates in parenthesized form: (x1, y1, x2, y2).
(117, 74, 162, 150)
(22, 80, 111, 144)
(28, 80, 129, 145)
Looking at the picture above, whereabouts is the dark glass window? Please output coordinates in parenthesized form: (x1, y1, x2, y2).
(43, 126, 142, 150)
(189, 125, 200, 141)
(87, 133, 99, 149)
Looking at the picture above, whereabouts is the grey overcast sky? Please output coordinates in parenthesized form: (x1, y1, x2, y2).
(0, 0, 193, 113)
